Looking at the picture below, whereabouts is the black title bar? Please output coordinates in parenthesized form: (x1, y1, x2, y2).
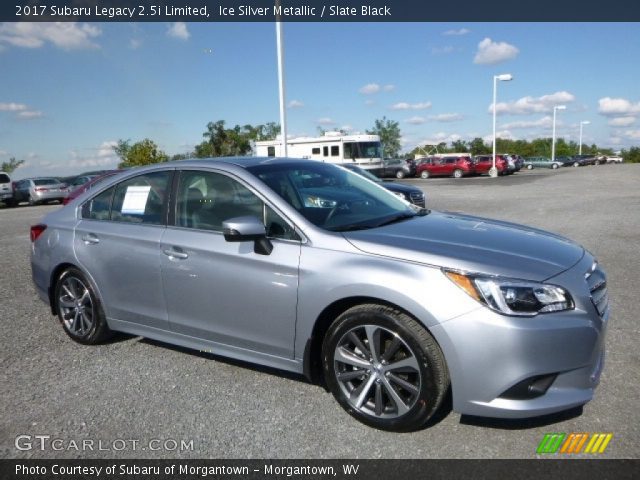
(4, 0, 638, 22)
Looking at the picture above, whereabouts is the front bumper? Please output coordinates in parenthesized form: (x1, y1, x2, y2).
(430, 253, 608, 418)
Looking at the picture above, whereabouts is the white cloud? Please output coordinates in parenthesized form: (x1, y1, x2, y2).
(130, 38, 142, 49)
(443, 28, 470, 36)
(474, 38, 519, 65)
(608, 116, 636, 127)
(364, 99, 375, 106)
(598, 97, 640, 117)
(406, 116, 426, 125)
(501, 116, 553, 129)
(68, 140, 120, 169)
(382, 84, 395, 92)
(482, 130, 514, 143)
(359, 83, 380, 95)
(340, 125, 353, 132)
(287, 99, 304, 108)
(491, 91, 576, 116)
(0, 102, 27, 112)
(317, 117, 335, 125)
(421, 132, 464, 145)
(17, 110, 43, 119)
(623, 129, 640, 140)
(167, 22, 190, 40)
(430, 113, 464, 122)
(391, 101, 432, 111)
(0, 150, 8, 156)
(0, 22, 101, 50)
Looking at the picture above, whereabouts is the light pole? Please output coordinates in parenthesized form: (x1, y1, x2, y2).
(551, 105, 566, 162)
(492, 73, 513, 177)
(579, 120, 590, 155)
(275, 6, 288, 156)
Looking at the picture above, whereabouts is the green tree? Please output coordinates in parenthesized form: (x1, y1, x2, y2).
(1, 157, 25, 173)
(114, 139, 169, 168)
(367, 117, 401, 158)
(469, 138, 491, 155)
(621, 146, 640, 163)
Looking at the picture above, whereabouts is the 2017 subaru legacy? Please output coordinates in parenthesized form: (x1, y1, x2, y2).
(30, 158, 608, 431)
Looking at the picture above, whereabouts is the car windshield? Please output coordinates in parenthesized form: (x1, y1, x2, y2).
(33, 178, 59, 186)
(248, 162, 417, 232)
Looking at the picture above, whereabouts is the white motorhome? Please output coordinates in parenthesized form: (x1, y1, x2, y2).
(254, 132, 383, 169)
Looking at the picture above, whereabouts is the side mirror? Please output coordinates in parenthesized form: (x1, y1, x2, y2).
(222, 216, 273, 255)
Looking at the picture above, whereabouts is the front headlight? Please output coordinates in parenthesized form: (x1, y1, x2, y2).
(392, 192, 407, 200)
(444, 270, 574, 316)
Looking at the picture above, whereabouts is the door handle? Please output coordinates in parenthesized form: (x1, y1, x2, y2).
(163, 248, 189, 260)
(82, 234, 99, 245)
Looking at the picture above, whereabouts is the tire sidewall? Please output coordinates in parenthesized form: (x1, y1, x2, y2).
(322, 307, 443, 432)
(420, 170, 429, 179)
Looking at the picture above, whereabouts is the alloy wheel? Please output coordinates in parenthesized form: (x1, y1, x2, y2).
(58, 276, 95, 336)
(333, 325, 422, 419)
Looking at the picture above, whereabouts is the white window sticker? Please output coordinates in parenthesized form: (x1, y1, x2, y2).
(121, 186, 151, 214)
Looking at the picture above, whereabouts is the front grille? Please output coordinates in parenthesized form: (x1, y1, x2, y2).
(586, 262, 608, 317)
(409, 192, 425, 207)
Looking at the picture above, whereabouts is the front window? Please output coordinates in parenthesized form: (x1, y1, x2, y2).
(249, 162, 417, 232)
(343, 142, 383, 160)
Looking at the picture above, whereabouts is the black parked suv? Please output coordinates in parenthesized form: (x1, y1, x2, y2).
(373, 158, 416, 179)
(571, 154, 600, 167)
(342, 164, 426, 207)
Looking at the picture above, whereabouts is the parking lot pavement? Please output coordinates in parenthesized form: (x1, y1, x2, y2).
(1, 165, 638, 459)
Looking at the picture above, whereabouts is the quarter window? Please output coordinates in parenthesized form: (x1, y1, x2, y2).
(312, 147, 321, 155)
(331, 146, 339, 157)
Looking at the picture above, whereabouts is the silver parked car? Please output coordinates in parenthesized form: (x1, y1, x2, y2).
(14, 177, 68, 205)
(30, 158, 608, 431)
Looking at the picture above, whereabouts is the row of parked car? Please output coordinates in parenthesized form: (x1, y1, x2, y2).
(371, 153, 624, 180)
(0, 170, 121, 208)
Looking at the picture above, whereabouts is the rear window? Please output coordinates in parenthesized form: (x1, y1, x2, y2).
(33, 179, 58, 186)
(0, 174, 10, 183)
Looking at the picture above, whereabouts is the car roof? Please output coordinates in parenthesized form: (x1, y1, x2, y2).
(169, 156, 323, 169)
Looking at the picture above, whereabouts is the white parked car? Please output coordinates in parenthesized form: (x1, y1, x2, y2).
(605, 155, 623, 164)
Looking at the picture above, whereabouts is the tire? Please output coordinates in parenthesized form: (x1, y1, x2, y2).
(322, 304, 449, 432)
(573, 162, 580, 167)
(395, 170, 406, 179)
(526, 164, 533, 170)
(594, 160, 600, 166)
(420, 170, 430, 179)
(28, 195, 37, 206)
(552, 163, 558, 169)
(54, 267, 112, 345)
(452, 169, 463, 179)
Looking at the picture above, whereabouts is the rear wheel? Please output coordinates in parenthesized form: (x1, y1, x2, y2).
(573, 161, 580, 167)
(28, 195, 37, 206)
(322, 304, 449, 432)
(552, 163, 559, 169)
(452, 169, 463, 179)
(526, 164, 533, 170)
(420, 170, 430, 179)
(54, 268, 112, 344)
(395, 170, 406, 179)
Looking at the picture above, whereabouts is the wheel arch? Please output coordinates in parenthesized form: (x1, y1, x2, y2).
(302, 296, 442, 388)
(48, 262, 105, 320)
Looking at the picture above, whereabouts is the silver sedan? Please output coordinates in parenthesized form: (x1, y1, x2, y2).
(30, 158, 608, 431)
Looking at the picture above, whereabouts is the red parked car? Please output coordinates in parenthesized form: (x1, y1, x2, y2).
(62, 170, 122, 205)
(473, 155, 510, 176)
(416, 154, 475, 179)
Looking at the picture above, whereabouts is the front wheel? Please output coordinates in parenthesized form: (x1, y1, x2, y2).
(54, 268, 112, 344)
(573, 162, 580, 167)
(452, 169, 463, 179)
(552, 163, 558, 169)
(395, 170, 406, 179)
(322, 304, 449, 432)
(526, 164, 533, 170)
(420, 170, 430, 179)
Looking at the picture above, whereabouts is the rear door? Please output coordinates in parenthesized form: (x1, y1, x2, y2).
(160, 169, 301, 358)
(74, 170, 173, 330)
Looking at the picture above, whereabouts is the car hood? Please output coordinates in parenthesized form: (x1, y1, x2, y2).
(342, 211, 584, 281)
(380, 181, 422, 194)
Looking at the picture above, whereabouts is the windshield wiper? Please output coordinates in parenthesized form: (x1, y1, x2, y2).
(329, 223, 375, 232)
(373, 212, 417, 227)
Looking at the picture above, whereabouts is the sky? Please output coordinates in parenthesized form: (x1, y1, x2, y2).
(1, 21, 639, 178)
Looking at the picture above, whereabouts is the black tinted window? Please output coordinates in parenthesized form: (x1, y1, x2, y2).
(82, 186, 114, 220)
(0, 174, 10, 183)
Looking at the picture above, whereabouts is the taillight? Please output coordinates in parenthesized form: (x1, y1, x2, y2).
(34, 187, 47, 192)
(30, 224, 47, 242)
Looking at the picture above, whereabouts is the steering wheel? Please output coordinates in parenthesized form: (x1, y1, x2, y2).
(325, 201, 351, 224)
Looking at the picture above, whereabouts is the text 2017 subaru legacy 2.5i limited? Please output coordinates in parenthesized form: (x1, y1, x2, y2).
(30, 158, 608, 431)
